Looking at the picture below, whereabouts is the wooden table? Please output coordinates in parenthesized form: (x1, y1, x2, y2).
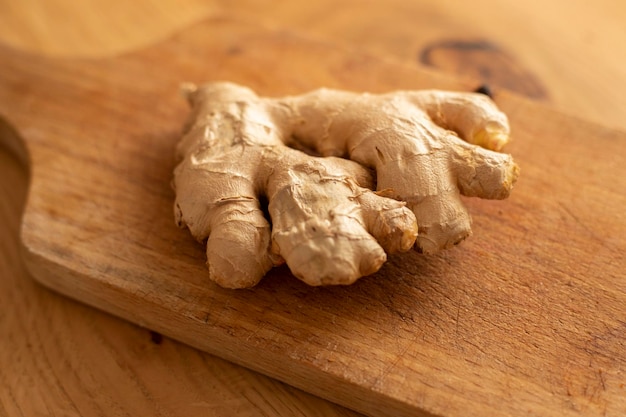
(1, 2, 624, 416)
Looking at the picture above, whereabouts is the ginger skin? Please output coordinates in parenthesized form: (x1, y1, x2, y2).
(173, 82, 518, 288)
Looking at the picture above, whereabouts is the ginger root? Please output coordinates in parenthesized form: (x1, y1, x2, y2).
(173, 82, 519, 288)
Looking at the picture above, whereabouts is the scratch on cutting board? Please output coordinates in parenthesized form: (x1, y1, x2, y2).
(369, 339, 414, 391)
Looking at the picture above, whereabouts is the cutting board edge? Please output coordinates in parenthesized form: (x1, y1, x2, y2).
(19, 231, 443, 417)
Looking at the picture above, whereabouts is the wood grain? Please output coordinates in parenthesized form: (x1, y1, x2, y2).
(1, 18, 624, 417)
(0, 112, 361, 417)
(2, 2, 626, 416)
(224, 0, 626, 131)
(2, 0, 624, 131)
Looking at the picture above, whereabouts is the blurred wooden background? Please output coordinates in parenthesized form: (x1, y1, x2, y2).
(1, 1, 624, 416)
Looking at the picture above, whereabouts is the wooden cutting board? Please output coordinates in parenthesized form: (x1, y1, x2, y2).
(1, 18, 624, 417)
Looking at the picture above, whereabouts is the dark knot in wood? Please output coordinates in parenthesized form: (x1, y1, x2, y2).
(419, 39, 548, 99)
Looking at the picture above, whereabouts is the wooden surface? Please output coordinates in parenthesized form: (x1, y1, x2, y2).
(2, 0, 626, 131)
(2, 16, 625, 417)
(1, 2, 625, 417)
(0, 152, 358, 417)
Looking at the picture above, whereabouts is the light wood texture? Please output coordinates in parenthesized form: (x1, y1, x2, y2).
(2, 2, 626, 417)
(228, 0, 626, 131)
(1, 0, 625, 132)
(1, 17, 624, 417)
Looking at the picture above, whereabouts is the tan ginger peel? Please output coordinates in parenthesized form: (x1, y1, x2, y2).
(173, 82, 519, 288)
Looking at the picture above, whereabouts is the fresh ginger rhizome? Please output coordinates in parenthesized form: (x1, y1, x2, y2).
(173, 82, 519, 288)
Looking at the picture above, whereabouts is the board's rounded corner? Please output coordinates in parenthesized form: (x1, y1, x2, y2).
(19, 224, 52, 288)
